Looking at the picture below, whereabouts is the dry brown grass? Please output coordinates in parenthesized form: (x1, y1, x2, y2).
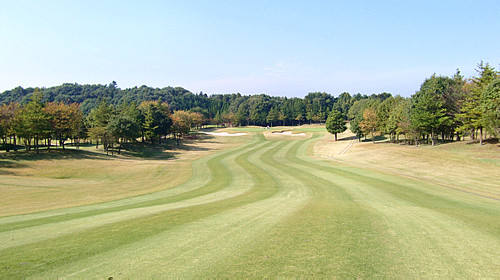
(314, 129, 500, 200)
(0, 134, 249, 216)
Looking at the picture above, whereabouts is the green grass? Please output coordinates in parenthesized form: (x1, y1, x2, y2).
(0, 130, 498, 278)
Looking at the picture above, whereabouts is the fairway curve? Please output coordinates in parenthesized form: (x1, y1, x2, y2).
(0, 131, 498, 278)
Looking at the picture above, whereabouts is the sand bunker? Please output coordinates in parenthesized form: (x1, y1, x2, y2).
(271, 131, 306, 136)
(202, 132, 247, 136)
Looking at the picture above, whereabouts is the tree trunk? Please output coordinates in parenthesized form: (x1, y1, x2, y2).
(431, 131, 435, 147)
(334, 133, 337, 141)
(35, 137, 39, 154)
(371, 131, 375, 144)
(480, 127, 483, 145)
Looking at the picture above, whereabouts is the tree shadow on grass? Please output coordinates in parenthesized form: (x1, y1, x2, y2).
(0, 148, 112, 162)
(120, 142, 177, 160)
(0, 160, 28, 175)
(465, 138, 499, 145)
(0, 133, 219, 163)
(338, 135, 357, 141)
(120, 135, 215, 160)
(359, 135, 388, 142)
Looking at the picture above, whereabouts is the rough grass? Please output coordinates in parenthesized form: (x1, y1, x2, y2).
(315, 128, 500, 200)
(0, 128, 499, 278)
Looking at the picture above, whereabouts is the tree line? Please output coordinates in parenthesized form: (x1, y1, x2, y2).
(342, 62, 499, 146)
(0, 89, 204, 153)
(0, 61, 498, 152)
(0, 82, 382, 127)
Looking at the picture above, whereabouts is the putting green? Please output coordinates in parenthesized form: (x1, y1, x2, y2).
(0, 131, 498, 278)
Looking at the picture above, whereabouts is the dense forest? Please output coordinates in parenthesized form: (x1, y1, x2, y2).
(0, 62, 498, 152)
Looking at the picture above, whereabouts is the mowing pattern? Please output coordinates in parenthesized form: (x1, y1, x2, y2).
(0, 132, 499, 278)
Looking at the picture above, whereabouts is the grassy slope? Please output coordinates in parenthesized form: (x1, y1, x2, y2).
(0, 128, 498, 278)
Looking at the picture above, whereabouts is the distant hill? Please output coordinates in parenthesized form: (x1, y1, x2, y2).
(0, 82, 375, 127)
(0, 82, 209, 115)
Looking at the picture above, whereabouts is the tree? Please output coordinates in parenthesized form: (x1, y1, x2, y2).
(14, 89, 51, 153)
(278, 110, 287, 126)
(190, 112, 204, 129)
(481, 77, 500, 138)
(376, 97, 395, 139)
(172, 110, 193, 146)
(386, 96, 408, 142)
(138, 101, 172, 143)
(213, 112, 223, 127)
(222, 111, 235, 126)
(0, 102, 20, 151)
(266, 107, 279, 126)
(347, 98, 376, 141)
(360, 108, 378, 144)
(295, 114, 304, 126)
(325, 109, 347, 141)
(333, 92, 352, 115)
(44, 102, 83, 149)
(87, 100, 115, 149)
(107, 114, 140, 154)
(411, 75, 452, 146)
(235, 103, 249, 126)
(456, 62, 498, 144)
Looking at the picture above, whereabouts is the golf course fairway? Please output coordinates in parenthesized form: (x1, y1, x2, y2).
(0, 130, 499, 278)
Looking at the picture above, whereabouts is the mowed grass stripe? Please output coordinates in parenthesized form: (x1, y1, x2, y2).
(43, 140, 314, 278)
(0, 138, 260, 223)
(0, 136, 264, 232)
(0, 139, 270, 251)
(1, 131, 498, 278)
(287, 133, 500, 277)
(0, 136, 287, 278)
(204, 135, 397, 278)
(297, 134, 500, 237)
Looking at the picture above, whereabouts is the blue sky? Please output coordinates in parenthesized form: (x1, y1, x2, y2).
(0, 0, 498, 97)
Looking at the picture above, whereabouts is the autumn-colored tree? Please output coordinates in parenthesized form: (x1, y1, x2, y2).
(360, 108, 378, 144)
(0, 102, 21, 151)
(222, 112, 235, 126)
(172, 110, 193, 146)
(44, 102, 83, 149)
(190, 112, 204, 129)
